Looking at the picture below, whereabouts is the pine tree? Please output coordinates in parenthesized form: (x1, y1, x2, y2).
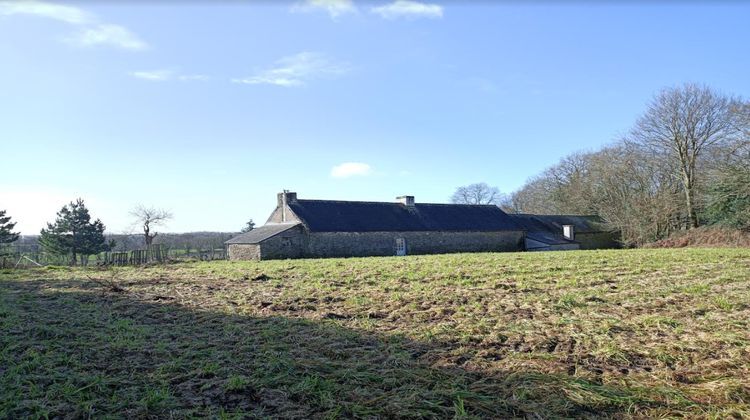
(39, 199, 109, 265)
(0, 210, 20, 244)
(0, 210, 20, 256)
(240, 219, 255, 233)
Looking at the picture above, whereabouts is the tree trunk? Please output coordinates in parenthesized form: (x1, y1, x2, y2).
(144, 224, 152, 246)
(684, 186, 698, 229)
(681, 164, 699, 229)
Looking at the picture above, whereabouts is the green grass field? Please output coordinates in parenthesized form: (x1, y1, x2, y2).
(1, 248, 749, 418)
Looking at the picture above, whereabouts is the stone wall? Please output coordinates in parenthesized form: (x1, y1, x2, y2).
(305, 231, 524, 258)
(228, 229, 618, 260)
(227, 244, 261, 260)
(257, 226, 306, 259)
(227, 225, 306, 260)
(229, 227, 525, 260)
(266, 204, 301, 224)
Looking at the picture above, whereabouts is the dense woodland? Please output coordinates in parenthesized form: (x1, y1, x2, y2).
(503, 84, 750, 246)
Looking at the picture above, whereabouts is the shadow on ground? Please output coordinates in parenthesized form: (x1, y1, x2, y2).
(1, 279, 668, 418)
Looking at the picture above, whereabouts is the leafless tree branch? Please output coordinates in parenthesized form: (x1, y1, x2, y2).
(129, 205, 173, 247)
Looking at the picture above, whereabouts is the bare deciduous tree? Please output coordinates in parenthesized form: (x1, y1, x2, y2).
(129, 205, 173, 246)
(507, 86, 749, 245)
(733, 102, 750, 137)
(629, 83, 743, 228)
(508, 153, 597, 216)
(585, 144, 682, 245)
(509, 144, 684, 246)
(508, 176, 559, 214)
(451, 183, 503, 205)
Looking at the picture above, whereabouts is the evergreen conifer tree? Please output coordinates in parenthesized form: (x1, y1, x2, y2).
(39, 199, 108, 265)
(0, 210, 20, 255)
(0, 210, 19, 244)
(240, 219, 255, 233)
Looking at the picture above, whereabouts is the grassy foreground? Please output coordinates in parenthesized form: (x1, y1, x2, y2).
(1, 249, 749, 419)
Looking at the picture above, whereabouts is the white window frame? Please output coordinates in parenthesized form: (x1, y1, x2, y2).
(395, 238, 407, 256)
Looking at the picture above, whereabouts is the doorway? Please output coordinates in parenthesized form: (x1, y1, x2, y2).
(395, 238, 407, 256)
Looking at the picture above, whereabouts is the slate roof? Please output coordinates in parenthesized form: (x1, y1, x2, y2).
(287, 199, 521, 232)
(511, 214, 606, 234)
(225, 223, 300, 244)
(526, 232, 578, 246)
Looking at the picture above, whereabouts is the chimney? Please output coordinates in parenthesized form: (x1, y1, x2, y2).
(396, 195, 415, 207)
(563, 224, 575, 241)
(277, 190, 297, 222)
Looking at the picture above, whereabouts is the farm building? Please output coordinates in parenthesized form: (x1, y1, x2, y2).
(226, 191, 526, 260)
(510, 214, 620, 251)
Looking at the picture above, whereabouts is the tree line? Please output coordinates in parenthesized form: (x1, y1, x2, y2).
(1, 201, 171, 265)
(452, 84, 750, 246)
(1, 200, 255, 265)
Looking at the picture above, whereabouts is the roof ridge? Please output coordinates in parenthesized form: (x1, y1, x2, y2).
(295, 198, 499, 207)
(295, 199, 401, 205)
(416, 203, 500, 207)
(515, 213, 600, 218)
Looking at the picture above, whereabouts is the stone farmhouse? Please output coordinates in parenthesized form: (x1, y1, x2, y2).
(226, 191, 620, 260)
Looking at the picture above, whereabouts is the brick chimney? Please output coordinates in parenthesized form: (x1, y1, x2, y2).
(277, 190, 297, 222)
(396, 195, 415, 207)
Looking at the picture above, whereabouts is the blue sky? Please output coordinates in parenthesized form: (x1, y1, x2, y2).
(2, 0, 749, 234)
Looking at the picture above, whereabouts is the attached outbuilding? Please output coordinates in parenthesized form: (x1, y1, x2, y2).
(225, 223, 306, 260)
(510, 214, 620, 251)
(226, 191, 526, 260)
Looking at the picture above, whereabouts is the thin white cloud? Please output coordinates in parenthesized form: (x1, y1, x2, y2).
(131, 69, 174, 81)
(130, 69, 209, 82)
(371, 1, 443, 20)
(232, 52, 350, 87)
(0, 1, 93, 24)
(331, 162, 373, 178)
(66, 24, 147, 51)
(291, 0, 357, 19)
(0, 1, 148, 51)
